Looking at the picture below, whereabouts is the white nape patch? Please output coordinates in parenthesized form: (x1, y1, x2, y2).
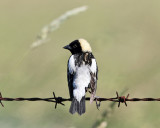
(68, 55, 76, 74)
(73, 65, 91, 102)
(90, 59, 97, 74)
(79, 38, 92, 52)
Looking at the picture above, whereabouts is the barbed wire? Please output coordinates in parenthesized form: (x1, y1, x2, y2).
(0, 91, 160, 109)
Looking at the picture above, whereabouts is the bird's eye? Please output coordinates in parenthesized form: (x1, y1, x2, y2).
(73, 45, 77, 48)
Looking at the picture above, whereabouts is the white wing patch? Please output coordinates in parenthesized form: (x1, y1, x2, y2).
(68, 55, 76, 74)
(90, 59, 97, 74)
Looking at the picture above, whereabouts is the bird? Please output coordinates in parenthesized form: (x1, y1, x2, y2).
(63, 38, 98, 115)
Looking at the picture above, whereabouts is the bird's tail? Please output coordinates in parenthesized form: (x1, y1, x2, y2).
(69, 96, 85, 115)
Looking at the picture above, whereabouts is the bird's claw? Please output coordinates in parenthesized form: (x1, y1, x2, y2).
(95, 96, 100, 110)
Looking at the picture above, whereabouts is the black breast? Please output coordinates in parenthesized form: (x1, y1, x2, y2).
(74, 52, 94, 67)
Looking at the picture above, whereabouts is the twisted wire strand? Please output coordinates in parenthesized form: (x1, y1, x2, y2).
(0, 92, 160, 109)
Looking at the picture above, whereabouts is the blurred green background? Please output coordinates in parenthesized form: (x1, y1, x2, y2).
(0, 0, 160, 128)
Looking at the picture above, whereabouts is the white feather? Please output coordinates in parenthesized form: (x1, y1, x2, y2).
(68, 55, 76, 74)
(90, 59, 97, 74)
(73, 65, 91, 102)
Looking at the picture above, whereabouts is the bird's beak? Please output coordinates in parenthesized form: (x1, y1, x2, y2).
(63, 45, 72, 50)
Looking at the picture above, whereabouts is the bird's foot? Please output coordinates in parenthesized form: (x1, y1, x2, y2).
(94, 96, 101, 110)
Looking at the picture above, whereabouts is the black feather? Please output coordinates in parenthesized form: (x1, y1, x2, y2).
(67, 58, 74, 98)
(69, 96, 85, 115)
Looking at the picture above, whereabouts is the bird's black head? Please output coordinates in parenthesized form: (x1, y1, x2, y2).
(63, 39, 92, 54)
(63, 40, 82, 54)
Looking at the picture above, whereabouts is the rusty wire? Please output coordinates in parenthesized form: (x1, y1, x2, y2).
(0, 91, 160, 109)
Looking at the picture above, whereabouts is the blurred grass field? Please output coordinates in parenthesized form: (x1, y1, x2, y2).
(0, 0, 160, 128)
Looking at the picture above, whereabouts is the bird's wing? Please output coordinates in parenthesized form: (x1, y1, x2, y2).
(67, 68, 74, 98)
(67, 55, 76, 99)
(89, 58, 98, 103)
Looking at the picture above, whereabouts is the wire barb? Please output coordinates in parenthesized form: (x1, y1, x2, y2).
(0, 92, 4, 107)
(116, 91, 129, 107)
(53, 92, 65, 109)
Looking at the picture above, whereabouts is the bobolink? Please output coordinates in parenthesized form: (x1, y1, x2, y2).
(63, 39, 98, 115)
